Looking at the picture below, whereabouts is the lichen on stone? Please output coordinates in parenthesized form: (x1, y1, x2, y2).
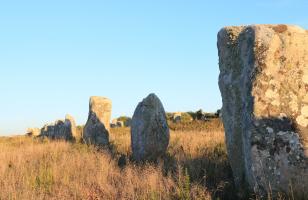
(218, 24, 308, 197)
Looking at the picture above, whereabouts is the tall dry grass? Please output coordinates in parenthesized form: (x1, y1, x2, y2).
(110, 127, 234, 199)
(0, 121, 233, 200)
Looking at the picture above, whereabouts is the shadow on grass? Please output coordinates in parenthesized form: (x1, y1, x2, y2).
(162, 143, 238, 200)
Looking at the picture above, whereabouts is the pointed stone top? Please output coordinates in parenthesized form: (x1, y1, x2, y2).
(131, 93, 169, 161)
(141, 93, 162, 105)
(146, 93, 158, 98)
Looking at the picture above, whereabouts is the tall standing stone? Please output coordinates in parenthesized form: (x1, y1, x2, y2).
(131, 93, 170, 162)
(83, 96, 112, 146)
(65, 114, 78, 140)
(218, 25, 308, 196)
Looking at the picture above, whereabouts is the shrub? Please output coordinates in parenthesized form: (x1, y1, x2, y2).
(117, 116, 132, 127)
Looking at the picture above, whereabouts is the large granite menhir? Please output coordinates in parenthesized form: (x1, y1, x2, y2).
(218, 25, 308, 196)
(131, 93, 170, 162)
(83, 96, 112, 146)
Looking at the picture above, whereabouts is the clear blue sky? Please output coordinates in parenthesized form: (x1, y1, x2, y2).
(0, 0, 307, 135)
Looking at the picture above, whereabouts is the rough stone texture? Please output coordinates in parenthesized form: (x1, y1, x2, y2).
(124, 118, 132, 127)
(26, 128, 40, 137)
(53, 120, 68, 139)
(40, 115, 77, 141)
(131, 93, 170, 162)
(173, 112, 182, 123)
(40, 123, 55, 138)
(218, 24, 308, 196)
(65, 114, 78, 140)
(83, 96, 111, 146)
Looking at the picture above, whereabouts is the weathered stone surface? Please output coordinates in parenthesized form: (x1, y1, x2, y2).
(173, 112, 182, 123)
(65, 114, 78, 140)
(40, 114, 77, 141)
(218, 24, 308, 196)
(83, 96, 111, 146)
(53, 120, 68, 139)
(40, 123, 55, 137)
(131, 93, 170, 162)
(26, 128, 40, 137)
(124, 118, 132, 127)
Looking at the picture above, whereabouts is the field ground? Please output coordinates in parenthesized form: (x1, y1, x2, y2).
(0, 119, 291, 200)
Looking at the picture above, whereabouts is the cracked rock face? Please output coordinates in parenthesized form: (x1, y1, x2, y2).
(218, 25, 308, 196)
(40, 115, 77, 141)
(131, 93, 170, 162)
(83, 96, 111, 146)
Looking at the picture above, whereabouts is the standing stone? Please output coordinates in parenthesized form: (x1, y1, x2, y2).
(65, 114, 79, 140)
(26, 128, 40, 137)
(53, 119, 68, 140)
(131, 93, 170, 162)
(196, 109, 207, 121)
(83, 96, 112, 146)
(218, 25, 308, 196)
(40, 123, 55, 138)
(173, 112, 182, 123)
(39, 114, 77, 141)
(124, 118, 132, 127)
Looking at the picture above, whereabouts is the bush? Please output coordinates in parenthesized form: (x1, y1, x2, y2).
(166, 113, 174, 121)
(117, 116, 132, 127)
(181, 112, 193, 122)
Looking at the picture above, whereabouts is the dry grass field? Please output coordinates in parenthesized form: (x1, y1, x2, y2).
(0, 119, 236, 200)
(1, 119, 301, 200)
